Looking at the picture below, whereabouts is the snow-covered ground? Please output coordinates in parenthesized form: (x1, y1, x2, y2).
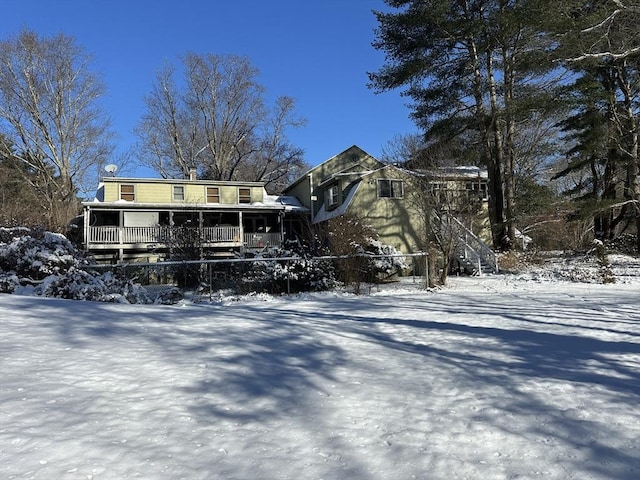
(1, 257, 639, 479)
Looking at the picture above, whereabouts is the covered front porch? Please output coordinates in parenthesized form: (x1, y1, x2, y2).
(83, 205, 286, 262)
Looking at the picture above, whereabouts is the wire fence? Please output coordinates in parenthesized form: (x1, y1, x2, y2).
(91, 253, 430, 296)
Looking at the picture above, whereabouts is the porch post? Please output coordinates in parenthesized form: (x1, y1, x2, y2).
(198, 210, 204, 259)
(118, 210, 124, 262)
(83, 206, 90, 251)
(279, 211, 285, 246)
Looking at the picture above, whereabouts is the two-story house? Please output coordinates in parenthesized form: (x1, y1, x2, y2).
(81, 175, 306, 262)
(283, 145, 496, 273)
(285, 150, 420, 253)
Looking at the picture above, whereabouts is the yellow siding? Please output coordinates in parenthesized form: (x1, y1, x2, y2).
(251, 186, 263, 203)
(348, 169, 422, 254)
(285, 146, 382, 211)
(103, 182, 119, 202)
(220, 186, 237, 204)
(102, 180, 265, 205)
(137, 183, 172, 203)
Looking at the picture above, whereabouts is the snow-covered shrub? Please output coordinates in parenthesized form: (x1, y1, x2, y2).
(0, 227, 90, 280)
(34, 268, 152, 303)
(315, 214, 410, 292)
(203, 248, 337, 295)
(362, 238, 410, 276)
(259, 252, 337, 293)
(605, 234, 638, 256)
(590, 240, 616, 284)
(98, 271, 153, 303)
(0, 273, 20, 293)
(36, 268, 108, 301)
(0, 227, 151, 303)
(335, 237, 411, 289)
(154, 287, 183, 305)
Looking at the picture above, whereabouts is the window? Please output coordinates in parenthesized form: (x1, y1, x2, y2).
(378, 179, 403, 198)
(326, 184, 339, 208)
(466, 181, 488, 200)
(120, 184, 135, 201)
(206, 186, 220, 203)
(173, 185, 185, 201)
(239, 188, 252, 204)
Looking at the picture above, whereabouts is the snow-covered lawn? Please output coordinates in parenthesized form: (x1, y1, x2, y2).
(1, 272, 639, 479)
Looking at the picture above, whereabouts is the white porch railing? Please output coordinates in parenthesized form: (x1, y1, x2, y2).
(89, 226, 171, 244)
(244, 232, 282, 248)
(122, 226, 171, 244)
(88, 226, 281, 248)
(202, 226, 242, 243)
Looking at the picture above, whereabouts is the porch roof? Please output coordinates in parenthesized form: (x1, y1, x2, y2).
(82, 195, 309, 213)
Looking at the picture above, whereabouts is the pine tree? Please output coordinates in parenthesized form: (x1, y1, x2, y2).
(369, 0, 562, 251)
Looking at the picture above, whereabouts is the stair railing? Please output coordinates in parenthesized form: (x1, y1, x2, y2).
(443, 213, 498, 273)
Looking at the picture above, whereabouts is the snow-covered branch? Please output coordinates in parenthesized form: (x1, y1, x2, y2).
(566, 46, 640, 62)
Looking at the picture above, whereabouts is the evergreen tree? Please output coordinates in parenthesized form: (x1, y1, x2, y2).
(369, 0, 561, 251)
(551, 0, 640, 251)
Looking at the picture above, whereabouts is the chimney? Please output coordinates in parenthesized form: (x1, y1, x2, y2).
(188, 168, 197, 181)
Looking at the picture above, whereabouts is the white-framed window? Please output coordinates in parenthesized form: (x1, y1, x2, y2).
(173, 185, 185, 201)
(120, 184, 135, 201)
(239, 187, 252, 204)
(466, 181, 488, 200)
(206, 186, 220, 203)
(378, 179, 403, 198)
(326, 184, 339, 208)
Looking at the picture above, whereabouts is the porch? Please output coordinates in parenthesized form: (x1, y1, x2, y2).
(87, 225, 283, 250)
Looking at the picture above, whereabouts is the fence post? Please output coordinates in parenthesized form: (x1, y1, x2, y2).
(424, 253, 429, 289)
(286, 258, 291, 295)
(209, 263, 213, 301)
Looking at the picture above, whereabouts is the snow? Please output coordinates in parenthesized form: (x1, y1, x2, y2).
(2, 263, 639, 479)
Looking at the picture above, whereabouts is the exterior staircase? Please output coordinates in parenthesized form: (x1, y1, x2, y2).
(436, 213, 499, 276)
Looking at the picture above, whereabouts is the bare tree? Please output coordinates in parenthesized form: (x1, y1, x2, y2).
(235, 96, 308, 193)
(379, 133, 429, 165)
(0, 29, 113, 230)
(136, 53, 306, 191)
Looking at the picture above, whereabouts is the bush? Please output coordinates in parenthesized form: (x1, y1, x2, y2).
(0, 227, 151, 303)
(0, 227, 90, 280)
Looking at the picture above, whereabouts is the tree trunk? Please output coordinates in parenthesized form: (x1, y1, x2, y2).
(487, 52, 509, 251)
(616, 63, 640, 252)
(502, 45, 517, 248)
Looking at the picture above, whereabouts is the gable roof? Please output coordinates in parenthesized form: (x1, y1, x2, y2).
(284, 145, 383, 192)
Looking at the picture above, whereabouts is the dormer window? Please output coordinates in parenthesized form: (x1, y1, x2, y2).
(326, 184, 339, 208)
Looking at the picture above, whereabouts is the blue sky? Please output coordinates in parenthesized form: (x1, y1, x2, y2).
(3, 0, 418, 176)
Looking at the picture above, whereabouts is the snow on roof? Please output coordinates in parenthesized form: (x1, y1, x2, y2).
(312, 180, 362, 224)
(433, 166, 488, 178)
(263, 194, 309, 212)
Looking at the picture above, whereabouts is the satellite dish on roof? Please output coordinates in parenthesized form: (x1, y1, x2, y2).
(104, 164, 118, 176)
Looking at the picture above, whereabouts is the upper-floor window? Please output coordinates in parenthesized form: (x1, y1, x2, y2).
(206, 186, 220, 203)
(239, 187, 252, 204)
(173, 185, 185, 201)
(466, 181, 488, 200)
(326, 184, 339, 208)
(378, 179, 403, 199)
(120, 184, 135, 201)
